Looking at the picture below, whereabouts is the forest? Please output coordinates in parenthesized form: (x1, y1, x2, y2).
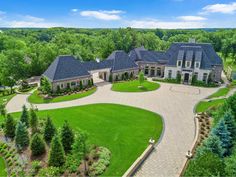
(0, 27, 236, 87)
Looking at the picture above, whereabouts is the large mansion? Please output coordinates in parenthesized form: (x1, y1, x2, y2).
(43, 40, 223, 92)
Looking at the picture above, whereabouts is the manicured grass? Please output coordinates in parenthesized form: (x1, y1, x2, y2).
(0, 93, 16, 105)
(28, 87, 97, 104)
(195, 99, 226, 113)
(0, 157, 7, 177)
(112, 80, 160, 92)
(207, 87, 230, 99)
(6, 104, 163, 176)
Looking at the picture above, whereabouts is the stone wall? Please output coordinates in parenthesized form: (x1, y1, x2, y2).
(112, 69, 139, 81)
(51, 76, 92, 92)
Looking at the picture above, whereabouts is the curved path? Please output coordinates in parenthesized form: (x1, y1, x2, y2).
(6, 82, 218, 177)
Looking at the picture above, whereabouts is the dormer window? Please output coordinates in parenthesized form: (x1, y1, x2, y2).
(177, 60, 182, 67)
(195, 62, 200, 68)
(186, 61, 191, 68)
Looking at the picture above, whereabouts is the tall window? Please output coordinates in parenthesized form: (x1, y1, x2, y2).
(194, 72, 198, 80)
(177, 60, 182, 67)
(186, 61, 191, 68)
(195, 62, 200, 68)
(144, 66, 149, 75)
(168, 70, 172, 79)
(203, 73, 208, 82)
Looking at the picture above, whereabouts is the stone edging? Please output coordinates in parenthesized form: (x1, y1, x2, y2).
(122, 114, 165, 177)
(122, 144, 155, 177)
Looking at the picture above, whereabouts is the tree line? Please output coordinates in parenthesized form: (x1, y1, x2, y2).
(0, 28, 236, 87)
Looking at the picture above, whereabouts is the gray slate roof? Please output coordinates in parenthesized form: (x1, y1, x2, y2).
(166, 43, 222, 69)
(107, 50, 138, 71)
(129, 47, 168, 64)
(43, 55, 90, 81)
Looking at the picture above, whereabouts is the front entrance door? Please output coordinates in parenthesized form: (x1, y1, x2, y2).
(184, 73, 189, 83)
(150, 69, 155, 77)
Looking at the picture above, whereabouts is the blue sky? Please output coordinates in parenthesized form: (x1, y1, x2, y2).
(0, 0, 236, 28)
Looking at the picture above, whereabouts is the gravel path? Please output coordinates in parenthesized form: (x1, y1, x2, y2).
(6, 82, 218, 177)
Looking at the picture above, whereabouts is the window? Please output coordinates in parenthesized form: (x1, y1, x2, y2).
(195, 62, 200, 68)
(177, 60, 182, 67)
(71, 82, 76, 86)
(144, 66, 149, 75)
(203, 73, 208, 82)
(186, 61, 191, 68)
(157, 67, 161, 76)
(168, 70, 172, 79)
(60, 84, 64, 89)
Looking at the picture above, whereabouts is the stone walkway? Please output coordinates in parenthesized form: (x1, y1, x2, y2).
(6, 82, 218, 177)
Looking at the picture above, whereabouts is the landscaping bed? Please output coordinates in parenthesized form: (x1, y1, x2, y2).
(112, 80, 160, 92)
(0, 93, 16, 105)
(28, 87, 97, 104)
(195, 99, 226, 113)
(4, 103, 163, 176)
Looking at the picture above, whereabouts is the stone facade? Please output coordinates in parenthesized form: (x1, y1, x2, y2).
(51, 75, 92, 92)
(111, 68, 139, 81)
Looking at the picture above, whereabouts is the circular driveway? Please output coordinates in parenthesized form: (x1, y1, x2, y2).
(6, 82, 218, 177)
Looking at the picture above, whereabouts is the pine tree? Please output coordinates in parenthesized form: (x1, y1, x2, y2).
(223, 109, 236, 140)
(202, 134, 224, 157)
(212, 119, 232, 156)
(4, 114, 16, 139)
(15, 121, 29, 150)
(43, 116, 56, 143)
(48, 135, 65, 167)
(30, 108, 38, 134)
(30, 133, 46, 156)
(60, 121, 74, 153)
(20, 105, 29, 127)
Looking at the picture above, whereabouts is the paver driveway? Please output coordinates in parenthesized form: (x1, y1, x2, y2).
(6, 82, 218, 177)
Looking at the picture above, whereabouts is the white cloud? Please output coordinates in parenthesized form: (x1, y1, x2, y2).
(80, 10, 124, 20)
(71, 9, 78, 13)
(178, 16, 207, 21)
(202, 2, 236, 14)
(128, 19, 205, 29)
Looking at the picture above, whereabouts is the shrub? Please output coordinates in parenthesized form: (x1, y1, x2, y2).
(20, 105, 29, 127)
(30, 160, 42, 176)
(109, 74, 113, 82)
(48, 135, 65, 167)
(43, 116, 56, 144)
(79, 81, 83, 90)
(38, 167, 60, 177)
(88, 147, 111, 176)
(138, 71, 144, 86)
(65, 154, 80, 173)
(30, 133, 46, 156)
(30, 108, 38, 134)
(184, 151, 225, 176)
(60, 121, 74, 153)
(15, 121, 29, 150)
(4, 114, 16, 139)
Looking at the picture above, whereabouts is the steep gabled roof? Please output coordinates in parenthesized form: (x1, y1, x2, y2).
(166, 43, 222, 69)
(43, 55, 90, 81)
(129, 47, 168, 64)
(107, 50, 138, 71)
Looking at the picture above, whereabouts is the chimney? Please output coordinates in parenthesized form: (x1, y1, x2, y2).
(189, 38, 196, 43)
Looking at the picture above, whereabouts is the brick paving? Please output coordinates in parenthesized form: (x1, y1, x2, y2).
(6, 82, 218, 176)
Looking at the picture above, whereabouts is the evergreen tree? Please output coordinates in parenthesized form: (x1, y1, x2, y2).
(48, 135, 65, 167)
(30, 133, 46, 156)
(20, 105, 29, 127)
(30, 108, 38, 134)
(204, 134, 224, 157)
(43, 116, 56, 143)
(223, 109, 236, 140)
(225, 149, 236, 176)
(139, 71, 144, 86)
(60, 121, 74, 153)
(4, 114, 16, 139)
(15, 121, 29, 150)
(212, 119, 232, 156)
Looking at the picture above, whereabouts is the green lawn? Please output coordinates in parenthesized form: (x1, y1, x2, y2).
(112, 80, 160, 92)
(0, 93, 16, 105)
(28, 87, 97, 104)
(195, 99, 226, 113)
(207, 87, 230, 99)
(0, 157, 7, 177)
(4, 104, 163, 176)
